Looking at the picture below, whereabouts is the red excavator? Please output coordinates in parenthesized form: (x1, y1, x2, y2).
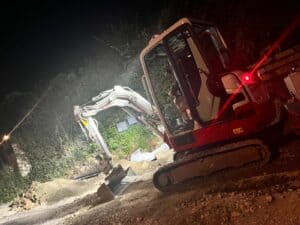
(75, 18, 300, 192)
(139, 18, 300, 191)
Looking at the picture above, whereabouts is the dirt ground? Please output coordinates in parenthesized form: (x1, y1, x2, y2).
(1, 139, 300, 225)
(62, 171, 300, 225)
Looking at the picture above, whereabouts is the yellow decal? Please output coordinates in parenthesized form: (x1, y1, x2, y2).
(233, 127, 244, 134)
(81, 119, 88, 127)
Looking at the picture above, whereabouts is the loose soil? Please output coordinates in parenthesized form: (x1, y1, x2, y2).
(1, 139, 300, 225)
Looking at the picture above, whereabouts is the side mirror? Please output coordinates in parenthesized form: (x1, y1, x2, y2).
(221, 73, 249, 111)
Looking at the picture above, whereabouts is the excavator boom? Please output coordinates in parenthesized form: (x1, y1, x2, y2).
(74, 85, 162, 175)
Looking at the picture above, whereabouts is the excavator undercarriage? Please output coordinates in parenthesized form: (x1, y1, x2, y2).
(153, 139, 271, 191)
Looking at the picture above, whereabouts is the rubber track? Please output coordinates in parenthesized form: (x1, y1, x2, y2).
(153, 139, 271, 192)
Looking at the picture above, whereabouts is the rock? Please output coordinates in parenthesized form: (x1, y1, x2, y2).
(136, 217, 144, 222)
(248, 207, 255, 213)
(265, 195, 273, 203)
(11, 143, 32, 177)
(243, 201, 250, 206)
(231, 211, 241, 217)
(9, 188, 42, 211)
(23, 198, 34, 210)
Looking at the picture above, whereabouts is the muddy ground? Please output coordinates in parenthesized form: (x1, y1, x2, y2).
(1, 139, 300, 225)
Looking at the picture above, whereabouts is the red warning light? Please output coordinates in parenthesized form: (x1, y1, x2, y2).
(241, 72, 255, 84)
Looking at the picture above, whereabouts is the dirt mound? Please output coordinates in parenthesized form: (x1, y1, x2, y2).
(6, 148, 173, 212)
(9, 182, 44, 211)
(9, 176, 105, 211)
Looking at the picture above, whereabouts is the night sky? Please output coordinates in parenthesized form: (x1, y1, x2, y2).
(0, 1, 163, 99)
(0, 0, 299, 100)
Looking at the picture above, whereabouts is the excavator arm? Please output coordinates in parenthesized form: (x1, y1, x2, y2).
(74, 85, 163, 167)
(76, 86, 156, 117)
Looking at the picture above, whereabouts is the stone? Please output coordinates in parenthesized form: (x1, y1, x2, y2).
(11, 143, 31, 177)
(265, 195, 273, 203)
(23, 198, 34, 210)
(136, 217, 144, 222)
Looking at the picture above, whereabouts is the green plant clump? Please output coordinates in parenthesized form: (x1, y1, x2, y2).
(0, 167, 29, 203)
(0, 141, 99, 203)
(103, 123, 155, 157)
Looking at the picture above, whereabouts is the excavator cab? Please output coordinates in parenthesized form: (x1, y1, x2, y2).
(140, 18, 233, 145)
(140, 18, 278, 190)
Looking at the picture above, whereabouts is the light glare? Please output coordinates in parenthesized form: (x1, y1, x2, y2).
(3, 134, 10, 141)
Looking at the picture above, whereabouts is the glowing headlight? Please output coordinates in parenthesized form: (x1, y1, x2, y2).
(3, 134, 10, 141)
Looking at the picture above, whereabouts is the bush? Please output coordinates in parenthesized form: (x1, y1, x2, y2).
(103, 123, 156, 157)
(0, 167, 29, 203)
(0, 141, 101, 203)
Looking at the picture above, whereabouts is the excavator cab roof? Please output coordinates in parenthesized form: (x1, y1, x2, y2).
(140, 18, 219, 59)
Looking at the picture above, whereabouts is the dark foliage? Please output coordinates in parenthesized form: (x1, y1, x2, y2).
(0, 0, 298, 202)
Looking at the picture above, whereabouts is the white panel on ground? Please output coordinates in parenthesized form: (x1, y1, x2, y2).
(116, 121, 128, 132)
(127, 116, 138, 125)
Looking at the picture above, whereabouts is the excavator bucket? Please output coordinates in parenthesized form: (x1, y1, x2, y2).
(96, 164, 136, 196)
(105, 164, 128, 193)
